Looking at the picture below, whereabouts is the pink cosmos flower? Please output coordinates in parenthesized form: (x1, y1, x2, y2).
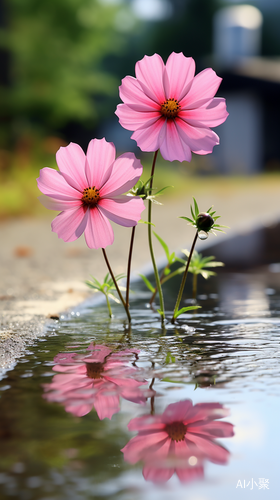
(122, 399, 234, 483)
(43, 344, 152, 419)
(116, 52, 228, 162)
(37, 138, 145, 249)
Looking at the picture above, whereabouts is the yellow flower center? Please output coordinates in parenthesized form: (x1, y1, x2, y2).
(82, 186, 100, 207)
(86, 362, 104, 379)
(165, 421, 187, 442)
(161, 98, 181, 119)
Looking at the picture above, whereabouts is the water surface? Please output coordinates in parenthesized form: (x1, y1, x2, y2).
(0, 268, 279, 499)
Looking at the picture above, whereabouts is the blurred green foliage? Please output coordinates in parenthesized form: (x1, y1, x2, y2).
(0, 0, 133, 146)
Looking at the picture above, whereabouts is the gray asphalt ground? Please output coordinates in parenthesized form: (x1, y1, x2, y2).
(1, 179, 280, 375)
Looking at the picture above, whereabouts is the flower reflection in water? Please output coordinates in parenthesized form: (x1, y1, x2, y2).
(43, 344, 152, 419)
(122, 399, 234, 483)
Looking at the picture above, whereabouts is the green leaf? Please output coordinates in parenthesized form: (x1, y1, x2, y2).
(165, 352, 176, 364)
(153, 185, 174, 196)
(180, 216, 194, 224)
(153, 231, 170, 261)
(203, 261, 224, 268)
(190, 204, 195, 220)
(200, 270, 216, 279)
(138, 220, 156, 226)
(164, 267, 171, 276)
(157, 309, 165, 317)
(139, 274, 155, 293)
(193, 197, 199, 217)
(174, 305, 201, 319)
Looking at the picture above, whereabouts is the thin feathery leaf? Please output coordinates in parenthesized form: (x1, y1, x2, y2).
(153, 231, 170, 260)
(190, 204, 195, 220)
(180, 216, 194, 224)
(193, 197, 199, 217)
(174, 305, 201, 319)
(139, 274, 155, 293)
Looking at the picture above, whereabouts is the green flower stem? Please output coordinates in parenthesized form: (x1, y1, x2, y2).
(105, 293, 113, 318)
(148, 150, 165, 322)
(102, 248, 131, 323)
(171, 230, 198, 324)
(126, 226, 136, 308)
(149, 263, 170, 306)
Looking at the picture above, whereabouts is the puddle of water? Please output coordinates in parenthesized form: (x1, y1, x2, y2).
(0, 268, 279, 499)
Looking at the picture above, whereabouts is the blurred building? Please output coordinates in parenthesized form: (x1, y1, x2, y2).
(213, 3, 280, 174)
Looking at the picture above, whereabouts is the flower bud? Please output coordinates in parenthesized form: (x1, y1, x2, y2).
(196, 212, 214, 232)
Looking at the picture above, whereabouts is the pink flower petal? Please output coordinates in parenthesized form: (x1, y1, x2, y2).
(100, 153, 143, 197)
(142, 465, 174, 483)
(131, 117, 165, 152)
(180, 68, 222, 108)
(176, 118, 220, 154)
(162, 400, 193, 424)
(85, 138, 116, 189)
(51, 206, 87, 242)
(181, 98, 228, 128)
(37, 168, 81, 199)
(118, 76, 160, 110)
(159, 120, 192, 162)
(98, 196, 145, 227)
(116, 104, 160, 131)
(83, 207, 114, 249)
(38, 195, 81, 212)
(135, 54, 166, 104)
(165, 52, 195, 101)
(56, 143, 88, 191)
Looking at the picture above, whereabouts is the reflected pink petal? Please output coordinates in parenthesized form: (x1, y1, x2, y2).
(176, 466, 204, 483)
(187, 433, 230, 465)
(143, 465, 174, 483)
(122, 433, 170, 464)
(43, 345, 151, 421)
(94, 393, 120, 420)
(122, 399, 234, 483)
(162, 400, 193, 424)
(188, 420, 234, 438)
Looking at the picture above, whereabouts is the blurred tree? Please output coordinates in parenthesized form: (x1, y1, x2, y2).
(0, 0, 133, 147)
